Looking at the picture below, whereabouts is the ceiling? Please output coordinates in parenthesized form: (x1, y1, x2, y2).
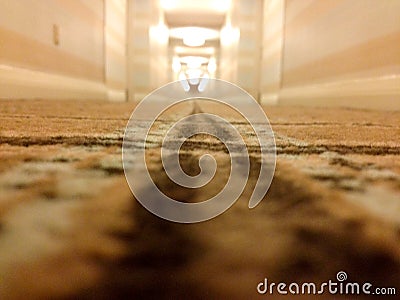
(162, 0, 229, 28)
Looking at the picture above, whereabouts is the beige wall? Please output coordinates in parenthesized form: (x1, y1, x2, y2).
(235, 0, 263, 99)
(260, 0, 284, 104)
(260, 0, 400, 109)
(220, 0, 263, 100)
(105, 0, 127, 101)
(127, 0, 167, 102)
(0, 0, 127, 101)
(219, 1, 239, 84)
(1, 0, 399, 108)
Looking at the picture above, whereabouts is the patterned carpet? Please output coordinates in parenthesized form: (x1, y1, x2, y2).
(0, 99, 399, 299)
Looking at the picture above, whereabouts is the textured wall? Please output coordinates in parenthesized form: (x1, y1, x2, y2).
(260, 0, 400, 109)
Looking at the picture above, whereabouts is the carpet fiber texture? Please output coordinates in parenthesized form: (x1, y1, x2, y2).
(0, 99, 399, 299)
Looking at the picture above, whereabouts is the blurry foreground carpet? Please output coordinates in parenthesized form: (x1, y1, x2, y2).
(0, 99, 399, 299)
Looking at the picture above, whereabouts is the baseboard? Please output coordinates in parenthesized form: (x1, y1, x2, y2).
(261, 76, 400, 110)
(260, 93, 279, 105)
(0, 64, 107, 100)
(132, 92, 148, 102)
(107, 88, 127, 102)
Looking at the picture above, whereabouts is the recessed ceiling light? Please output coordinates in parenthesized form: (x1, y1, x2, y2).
(169, 27, 219, 47)
(183, 36, 205, 47)
(213, 0, 231, 12)
(174, 46, 215, 55)
(180, 56, 209, 68)
(186, 68, 203, 79)
(160, 0, 231, 13)
(160, 0, 178, 10)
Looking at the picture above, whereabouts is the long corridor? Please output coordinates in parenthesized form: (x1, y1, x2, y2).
(0, 0, 399, 299)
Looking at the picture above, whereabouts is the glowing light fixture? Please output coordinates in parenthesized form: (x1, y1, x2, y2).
(149, 23, 169, 45)
(169, 27, 219, 47)
(180, 56, 209, 69)
(186, 68, 203, 85)
(174, 46, 215, 56)
(183, 36, 205, 47)
(186, 68, 203, 79)
(172, 56, 181, 73)
(220, 25, 240, 46)
(213, 0, 231, 12)
(178, 71, 190, 91)
(160, 0, 178, 10)
(207, 57, 217, 73)
(161, 0, 231, 13)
